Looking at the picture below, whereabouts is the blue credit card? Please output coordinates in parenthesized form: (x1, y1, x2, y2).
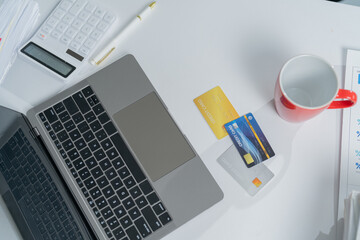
(224, 113, 275, 168)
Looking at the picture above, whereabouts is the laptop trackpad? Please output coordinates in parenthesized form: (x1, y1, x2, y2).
(112, 92, 195, 182)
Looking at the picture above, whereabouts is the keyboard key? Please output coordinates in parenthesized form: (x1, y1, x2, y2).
(124, 176, 136, 189)
(74, 138, 86, 150)
(90, 187, 102, 199)
(111, 134, 146, 182)
(95, 196, 108, 210)
(104, 122, 117, 136)
(64, 120, 76, 132)
(125, 226, 141, 240)
(105, 168, 117, 180)
(80, 147, 91, 159)
(98, 112, 110, 124)
(117, 187, 129, 200)
(90, 166, 103, 179)
(88, 139, 100, 151)
(134, 217, 152, 238)
(158, 212, 172, 225)
(147, 192, 159, 205)
(99, 158, 111, 171)
(108, 195, 121, 208)
(84, 177, 96, 189)
(141, 206, 162, 231)
(68, 148, 79, 160)
(85, 157, 97, 169)
(119, 215, 132, 229)
(78, 121, 90, 133)
(153, 202, 166, 215)
(73, 92, 91, 114)
(139, 181, 153, 195)
(92, 103, 104, 115)
(135, 196, 148, 209)
(123, 197, 135, 210)
(54, 102, 65, 114)
(82, 86, 93, 97)
(59, 111, 70, 122)
(113, 226, 125, 240)
(62, 139, 74, 151)
(90, 120, 101, 132)
(83, 130, 95, 142)
(129, 206, 141, 220)
(79, 168, 91, 180)
(101, 138, 113, 151)
(104, 227, 113, 238)
(110, 177, 123, 190)
(107, 216, 120, 230)
(129, 186, 142, 199)
(63, 97, 79, 115)
(101, 206, 113, 220)
(72, 112, 84, 124)
(51, 121, 63, 132)
(96, 176, 109, 189)
(95, 130, 107, 141)
(118, 167, 130, 179)
(73, 158, 85, 170)
(102, 185, 115, 198)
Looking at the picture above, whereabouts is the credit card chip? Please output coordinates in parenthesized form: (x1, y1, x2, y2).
(243, 153, 254, 164)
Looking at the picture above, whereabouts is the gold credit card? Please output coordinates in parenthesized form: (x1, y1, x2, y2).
(194, 86, 239, 139)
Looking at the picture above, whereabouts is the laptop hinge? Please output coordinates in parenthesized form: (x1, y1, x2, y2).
(29, 127, 41, 139)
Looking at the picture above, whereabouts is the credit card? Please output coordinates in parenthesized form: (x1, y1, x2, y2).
(218, 145, 274, 196)
(224, 113, 275, 168)
(194, 86, 239, 139)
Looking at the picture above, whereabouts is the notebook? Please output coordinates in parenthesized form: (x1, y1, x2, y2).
(0, 54, 223, 240)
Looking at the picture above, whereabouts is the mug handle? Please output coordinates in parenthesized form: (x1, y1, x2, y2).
(328, 89, 357, 109)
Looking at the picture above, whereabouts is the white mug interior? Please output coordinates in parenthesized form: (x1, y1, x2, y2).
(279, 55, 339, 109)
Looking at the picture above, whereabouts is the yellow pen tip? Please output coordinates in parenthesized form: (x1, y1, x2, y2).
(149, 1, 156, 9)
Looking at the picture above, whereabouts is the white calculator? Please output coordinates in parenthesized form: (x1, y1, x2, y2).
(19, 0, 117, 81)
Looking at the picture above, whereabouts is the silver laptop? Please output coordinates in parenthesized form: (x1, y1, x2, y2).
(0, 54, 223, 240)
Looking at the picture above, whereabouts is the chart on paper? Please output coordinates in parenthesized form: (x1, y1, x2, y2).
(338, 51, 360, 221)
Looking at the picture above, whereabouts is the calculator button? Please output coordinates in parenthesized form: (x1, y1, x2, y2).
(104, 12, 116, 24)
(97, 21, 109, 32)
(65, 27, 77, 38)
(79, 47, 90, 56)
(53, 9, 66, 19)
(72, 19, 84, 29)
(47, 17, 59, 28)
(75, 32, 87, 44)
(88, 16, 100, 26)
(61, 36, 71, 45)
(70, 41, 81, 50)
(56, 22, 68, 33)
(51, 30, 62, 39)
(42, 25, 52, 33)
(84, 38, 95, 49)
(59, 0, 72, 11)
(94, 7, 106, 18)
(37, 32, 47, 40)
(62, 14, 74, 25)
(85, 3, 96, 13)
(81, 24, 93, 35)
(90, 30, 102, 40)
(69, 0, 87, 16)
(79, 10, 91, 21)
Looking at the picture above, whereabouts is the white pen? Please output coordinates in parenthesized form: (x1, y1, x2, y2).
(91, 2, 157, 65)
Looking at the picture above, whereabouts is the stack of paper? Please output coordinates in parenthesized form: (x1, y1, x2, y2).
(343, 191, 360, 240)
(0, 0, 39, 83)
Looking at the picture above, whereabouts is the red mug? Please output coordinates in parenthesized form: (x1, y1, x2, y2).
(274, 55, 357, 122)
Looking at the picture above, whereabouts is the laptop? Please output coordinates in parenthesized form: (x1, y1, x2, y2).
(0, 54, 223, 240)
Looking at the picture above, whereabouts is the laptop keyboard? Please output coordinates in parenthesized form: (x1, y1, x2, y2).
(0, 128, 84, 240)
(38, 86, 172, 240)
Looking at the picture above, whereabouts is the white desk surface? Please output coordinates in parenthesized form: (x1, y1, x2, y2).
(1, 0, 359, 239)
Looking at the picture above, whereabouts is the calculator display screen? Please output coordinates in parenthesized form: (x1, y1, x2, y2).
(21, 42, 75, 78)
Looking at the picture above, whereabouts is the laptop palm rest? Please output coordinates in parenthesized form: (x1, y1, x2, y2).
(113, 92, 195, 182)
